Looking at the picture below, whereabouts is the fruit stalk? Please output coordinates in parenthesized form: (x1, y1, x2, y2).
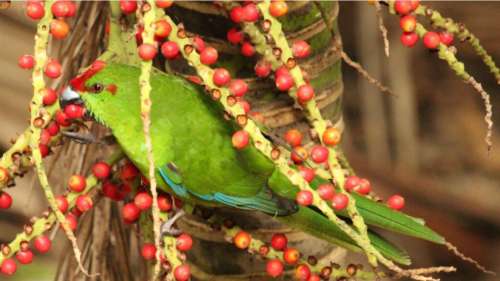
(137, 1, 164, 279)
(413, 23, 493, 151)
(223, 225, 376, 280)
(412, 4, 500, 84)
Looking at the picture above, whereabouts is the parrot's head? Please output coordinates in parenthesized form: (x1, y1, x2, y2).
(60, 61, 137, 128)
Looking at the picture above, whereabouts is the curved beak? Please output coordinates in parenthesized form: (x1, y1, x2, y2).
(59, 86, 82, 108)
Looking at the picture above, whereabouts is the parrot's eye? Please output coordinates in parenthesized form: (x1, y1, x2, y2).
(88, 83, 104, 93)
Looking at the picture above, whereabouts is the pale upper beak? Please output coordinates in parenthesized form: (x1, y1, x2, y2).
(59, 86, 82, 108)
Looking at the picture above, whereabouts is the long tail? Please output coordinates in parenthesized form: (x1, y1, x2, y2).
(277, 206, 412, 265)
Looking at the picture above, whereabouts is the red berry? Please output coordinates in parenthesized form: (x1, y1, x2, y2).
(439, 31, 454, 46)
(232, 130, 249, 149)
(291, 146, 308, 164)
(134, 192, 153, 210)
(322, 127, 341, 146)
(41, 128, 52, 144)
(141, 243, 157, 260)
(283, 247, 300, 264)
(227, 28, 244, 45)
(394, 0, 413, 15)
(292, 40, 311, 59)
(310, 145, 329, 163)
(200, 46, 218, 65)
(174, 264, 191, 281)
(193, 36, 205, 52)
(18, 54, 35, 69)
(0, 258, 16, 276)
(65, 213, 78, 231)
(295, 264, 311, 281)
(26, 2, 44, 20)
(331, 193, 349, 211)
(50, 19, 70, 39)
(423, 31, 440, 49)
(297, 85, 314, 103)
(52, 1, 70, 18)
(39, 144, 50, 158)
(230, 6, 245, 23)
(308, 274, 321, 281)
(213, 68, 231, 86)
(138, 44, 158, 61)
(0, 192, 13, 209)
(102, 181, 118, 199)
(317, 183, 335, 200)
(158, 195, 172, 212)
(155, 0, 173, 8)
(229, 79, 248, 97)
(275, 73, 294, 91)
(354, 178, 371, 195)
(55, 110, 70, 127)
(387, 194, 405, 210)
(64, 104, 85, 119)
(284, 129, 302, 147)
(298, 166, 315, 183)
(16, 249, 34, 265)
(155, 19, 171, 38)
(66, 1, 77, 17)
(296, 190, 313, 206)
(270, 233, 287, 250)
(42, 88, 58, 106)
(269, 1, 288, 17)
(92, 162, 111, 180)
(275, 66, 290, 77)
(46, 122, 60, 136)
(119, 0, 137, 14)
(34, 235, 51, 253)
(400, 32, 418, 48)
(120, 162, 139, 181)
(56, 195, 69, 213)
(241, 41, 255, 57)
(399, 15, 416, 33)
(76, 195, 93, 213)
(255, 60, 272, 78)
(344, 175, 360, 192)
(176, 233, 193, 251)
(45, 60, 62, 79)
(233, 231, 251, 249)
(243, 3, 259, 22)
(409, 0, 420, 10)
(68, 175, 86, 193)
(161, 41, 179, 59)
(122, 203, 141, 223)
(266, 259, 284, 277)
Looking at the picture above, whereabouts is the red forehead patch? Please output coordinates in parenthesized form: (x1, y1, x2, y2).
(70, 60, 107, 91)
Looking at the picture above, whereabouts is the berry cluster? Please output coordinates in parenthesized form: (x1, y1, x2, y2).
(228, 227, 366, 280)
(395, 0, 454, 49)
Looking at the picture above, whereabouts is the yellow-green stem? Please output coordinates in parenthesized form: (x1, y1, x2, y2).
(138, 1, 163, 279)
(29, 0, 90, 275)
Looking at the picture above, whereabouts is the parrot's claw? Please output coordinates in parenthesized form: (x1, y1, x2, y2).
(62, 131, 97, 144)
(161, 209, 185, 237)
(62, 131, 116, 145)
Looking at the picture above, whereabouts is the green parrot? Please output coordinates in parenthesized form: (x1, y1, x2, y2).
(62, 62, 445, 265)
